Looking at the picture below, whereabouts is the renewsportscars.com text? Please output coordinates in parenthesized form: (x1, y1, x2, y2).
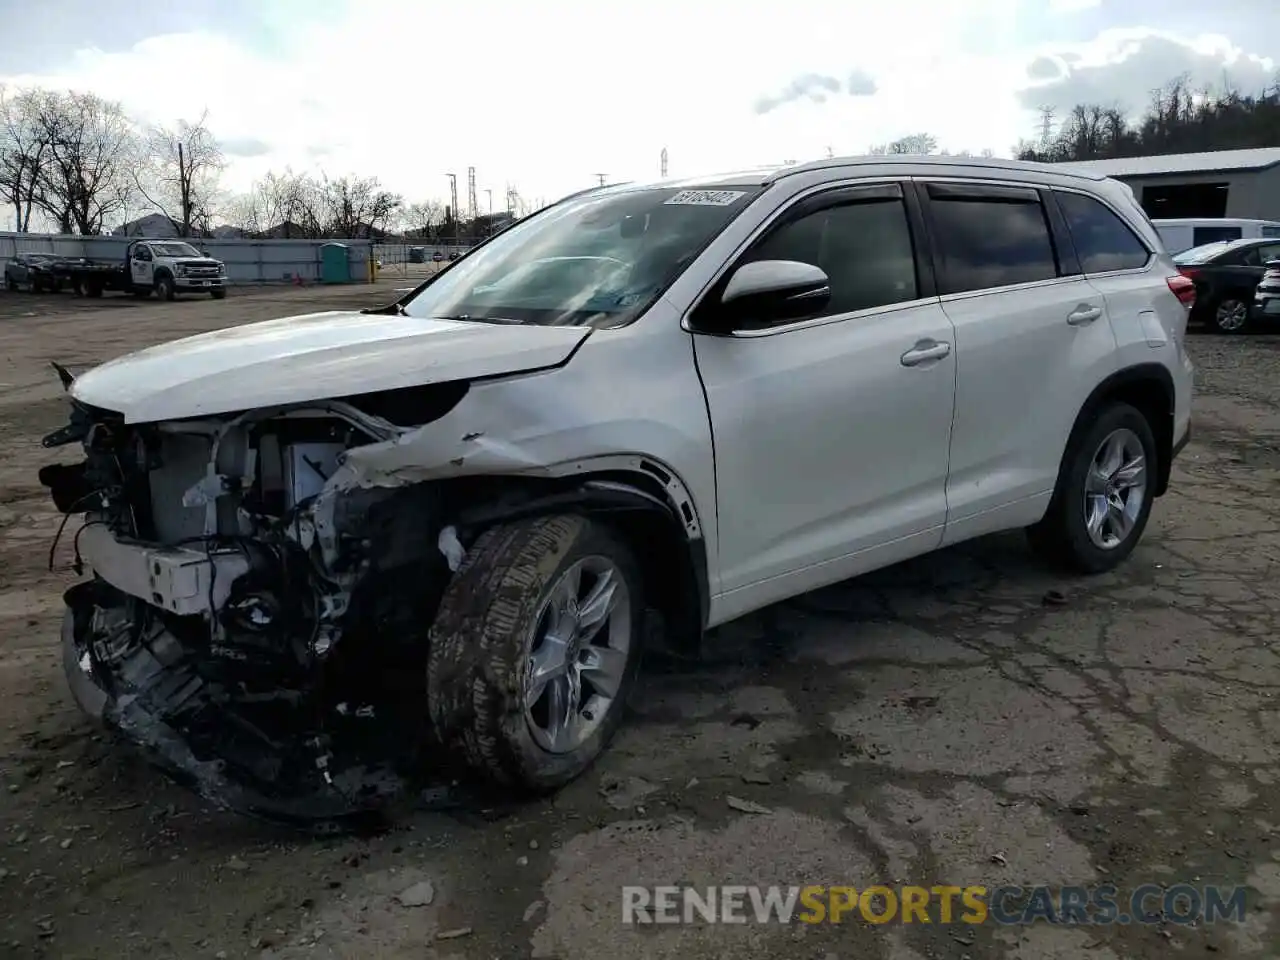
(621, 884, 1248, 926)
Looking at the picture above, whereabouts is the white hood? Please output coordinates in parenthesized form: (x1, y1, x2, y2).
(68, 310, 591, 423)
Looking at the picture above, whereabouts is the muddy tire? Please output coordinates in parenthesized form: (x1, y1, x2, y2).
(1027, 402, 1157, 574)
(156, 275, 176, 301)
(210, 288, 227, 300)
(427, 514, 644, 793)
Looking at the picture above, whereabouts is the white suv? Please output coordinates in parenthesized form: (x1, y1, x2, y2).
(43, 156, 1193, 824)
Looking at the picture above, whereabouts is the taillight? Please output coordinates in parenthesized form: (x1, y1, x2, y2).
(1167, 275, 1196, 307)
(1176, 266, 1199, 279)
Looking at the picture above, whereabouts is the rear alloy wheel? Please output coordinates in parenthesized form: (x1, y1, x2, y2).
(1027, 402, 1157, 574)
(1212, 297, 1250, 333)
(427, 514, 643, 792)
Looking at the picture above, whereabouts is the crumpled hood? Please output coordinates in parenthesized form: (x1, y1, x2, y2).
(68, 310, 591, 423)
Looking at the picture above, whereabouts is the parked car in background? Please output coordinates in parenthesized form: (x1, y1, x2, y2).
(1173, 237, 1280, 332)
(4, 253, 64, 292)
(1153, 218, 1280, 255)
(1255, 257, 1280, 323)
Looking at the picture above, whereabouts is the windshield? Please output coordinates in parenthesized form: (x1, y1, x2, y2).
(149, 242, 202, 258)
(1173, 242, 1232, 264)
(399, 184, 760, 327)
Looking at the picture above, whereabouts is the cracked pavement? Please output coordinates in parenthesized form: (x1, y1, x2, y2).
(0, 286, 1277, 959)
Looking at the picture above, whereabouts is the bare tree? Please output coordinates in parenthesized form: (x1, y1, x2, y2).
(136, 109, 225, 236)
(0, 86, 54, 231)
(31, 91, 138, 234)
(887, 132, 939, 155)
(317, 174, 402, 238)
(402, 199, 443, 239)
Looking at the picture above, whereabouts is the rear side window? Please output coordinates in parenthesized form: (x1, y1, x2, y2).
(746, 198, 918, 316)
(928, 197, 1059, 294)
(1056, 192, 1151, 273)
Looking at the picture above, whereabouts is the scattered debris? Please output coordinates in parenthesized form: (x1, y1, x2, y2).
(1041, 590, 1068, 606)
(741, 771, 772, 785)
(990, 852, 1008, 866)
(523, 900, 545, 923)
(516, 856, 529, 866)
(729, 713, 761, 730)
(436, 927, 472, 941)
(528, 839, 539, 850)
(726, 796, 772, 815)
(598, 775, 657, 810)
(59, 838, 72, 850)
(395, 880, 435, 908)
(225, 857, 251, 873)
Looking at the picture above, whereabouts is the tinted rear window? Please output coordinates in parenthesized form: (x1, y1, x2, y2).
(1173, 242, 1233, 264)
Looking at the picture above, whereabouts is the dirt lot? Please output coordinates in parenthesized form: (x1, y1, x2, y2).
(1, 283, 1279, 959)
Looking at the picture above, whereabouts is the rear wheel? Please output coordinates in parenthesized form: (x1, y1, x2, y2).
(155, 275, 176, 301)
(1027, 402, 1157, 574)
(1211, 296, 1250, 333)
(427, 514, 644, 792)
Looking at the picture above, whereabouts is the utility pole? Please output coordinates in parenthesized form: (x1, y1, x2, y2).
(444, 173, 458, 248)
(1038, 106, 1055, 154)
(463, 167, 478, 225)
(593, 173, 607, 186)
(660, 148, 668, 179)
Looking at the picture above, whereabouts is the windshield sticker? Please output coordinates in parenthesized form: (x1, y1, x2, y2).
(664, 189, 746, 206)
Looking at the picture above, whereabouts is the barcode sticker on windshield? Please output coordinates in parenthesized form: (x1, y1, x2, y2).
(664, 189, 746, 206)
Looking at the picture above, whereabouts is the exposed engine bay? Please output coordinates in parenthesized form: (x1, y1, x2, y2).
(39, 366, 703, 831)
(41, 388, 466, 829)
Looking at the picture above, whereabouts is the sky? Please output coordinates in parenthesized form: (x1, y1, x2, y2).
(0, 0, 1277, 217)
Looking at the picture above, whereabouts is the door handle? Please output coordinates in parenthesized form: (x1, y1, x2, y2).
(900, 340, 951, 366)
(1067, 304, 1103, 325)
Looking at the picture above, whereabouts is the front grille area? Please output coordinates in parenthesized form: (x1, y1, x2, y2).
(147, 433, 214, 543)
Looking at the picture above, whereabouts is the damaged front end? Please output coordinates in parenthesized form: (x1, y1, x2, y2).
(41, 386, 464, 830)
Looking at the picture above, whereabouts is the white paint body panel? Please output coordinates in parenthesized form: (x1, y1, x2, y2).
(68, 156, 1193, 635)
(694, 300, 955, 600)
(68, 310, 591, 422)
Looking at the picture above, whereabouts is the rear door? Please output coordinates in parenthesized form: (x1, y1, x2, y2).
(1052, 188, 1173, 347)
(914, 179, 1119, 545)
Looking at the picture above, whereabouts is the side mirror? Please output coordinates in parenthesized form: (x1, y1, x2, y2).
(715, 259, 831, 328)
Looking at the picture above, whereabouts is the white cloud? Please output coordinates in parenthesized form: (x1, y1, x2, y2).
(2, 0, 1272, 215)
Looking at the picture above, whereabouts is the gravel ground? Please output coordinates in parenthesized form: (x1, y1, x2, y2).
(0, 286, 1278, 960)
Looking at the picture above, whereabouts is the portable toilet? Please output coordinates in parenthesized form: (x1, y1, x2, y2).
(320, 242, 350, 284)
(409, 246, 426, 264)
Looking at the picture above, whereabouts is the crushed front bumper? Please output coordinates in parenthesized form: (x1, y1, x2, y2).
(60, 580, 408, 832)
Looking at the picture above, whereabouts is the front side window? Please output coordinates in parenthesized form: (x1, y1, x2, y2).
(929, 198, 1059, 294)
(742, 198, 918, 319)
(1257, 243, 1280, 264)
(1057, 192, 1151, 273)
(398, 184, 759, 328)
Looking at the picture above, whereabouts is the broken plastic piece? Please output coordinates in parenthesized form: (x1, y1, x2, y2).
(438, 525, 465, 572)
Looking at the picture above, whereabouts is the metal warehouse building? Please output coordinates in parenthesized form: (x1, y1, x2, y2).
(1058, 147, 1280, 221)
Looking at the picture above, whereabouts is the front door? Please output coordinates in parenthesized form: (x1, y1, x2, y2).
(131, 246, 154, 286)
(690, 182, 957, 618)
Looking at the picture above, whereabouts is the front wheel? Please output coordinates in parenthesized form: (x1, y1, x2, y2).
(210, 288, 227, 300)
(427, 514, 644, 793)
(1027, 402, 1157, 574)
(155, 275, 176, 301)
(1212, 297, 1250, 334)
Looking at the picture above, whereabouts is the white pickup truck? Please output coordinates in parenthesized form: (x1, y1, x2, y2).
(59, 239, 228, 299)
